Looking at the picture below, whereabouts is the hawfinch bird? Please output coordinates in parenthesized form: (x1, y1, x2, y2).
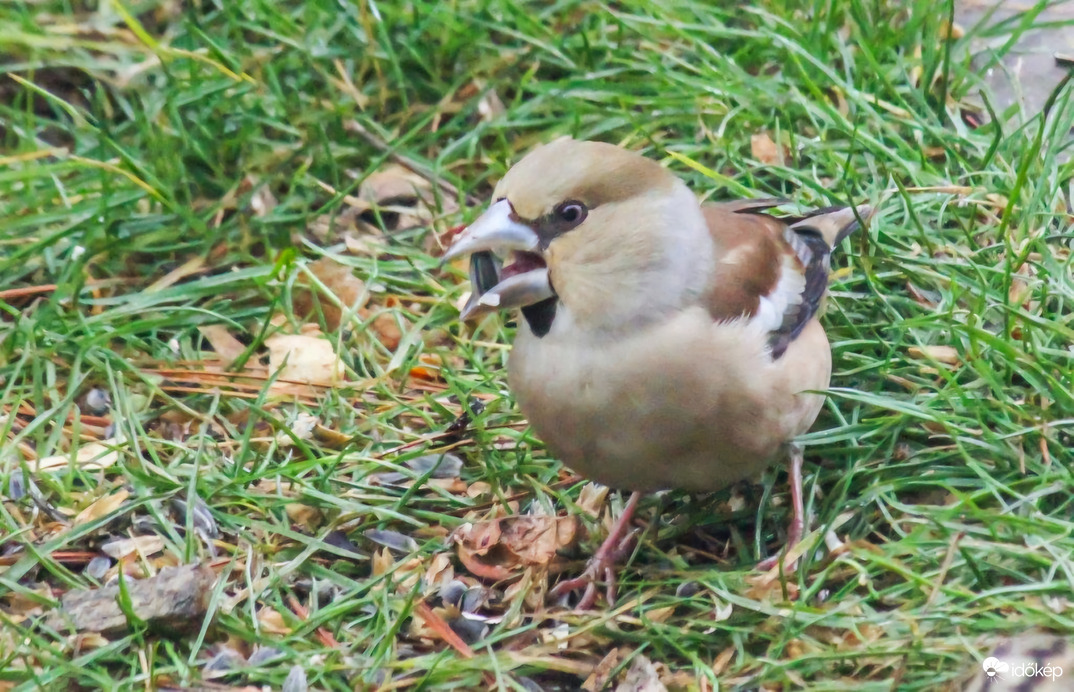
(444, 138, 868, 608)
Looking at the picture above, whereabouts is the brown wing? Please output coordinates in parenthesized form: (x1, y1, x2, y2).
(702, 201, 869, 359)
(701, 201, 788, 323)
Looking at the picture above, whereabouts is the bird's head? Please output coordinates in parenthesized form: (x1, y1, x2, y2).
(443, 138, 713, 335)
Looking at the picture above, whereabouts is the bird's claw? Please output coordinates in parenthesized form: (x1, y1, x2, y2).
(549, 528, 639, 609)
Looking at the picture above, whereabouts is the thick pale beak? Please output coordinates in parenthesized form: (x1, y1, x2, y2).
(460, 267, 553, 321)
(445, 199, 554, 322)
(442, 199, 540, 263)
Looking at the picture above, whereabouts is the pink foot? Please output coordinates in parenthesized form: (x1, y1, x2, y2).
(756, 443, 806, 572)
(549, 491, 643, 609)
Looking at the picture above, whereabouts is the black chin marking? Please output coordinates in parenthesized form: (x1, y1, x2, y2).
(521, 297, 557, 338)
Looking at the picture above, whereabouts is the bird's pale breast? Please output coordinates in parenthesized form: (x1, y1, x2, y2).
(508, 307, 830, 492)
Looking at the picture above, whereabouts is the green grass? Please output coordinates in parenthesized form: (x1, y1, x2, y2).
(2, 0, 1073, 689)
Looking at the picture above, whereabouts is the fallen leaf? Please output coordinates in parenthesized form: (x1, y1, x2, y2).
(744, 571, 800, 602)
(2, 582, 52, 623)
(197, 325, 248, 366)
(424, 552, 454, 590)
(477, 87, 506, 122)
(285, 503, 323, 530)
(73, 489, 131, 527)
(711, 647, 735, 676)
(576, 483, 610, 518)
(283, 665, 308, 692)
(466, 481, 492, 498)
(583, 648, 626, 692)
(100, 535, 166, 560)
(453, 515, 578, 582)
(645, 606, 675, 624)
(276, 412, 318, 446)
(34, 439, 121, 472)
(293, 257, 368, 331)
(265, 334, 344, 386)
(750, 132, 787, 166)
(257, 606, 292, 635)
(905, 282, 940, 309)
(409, 353, 443, 381)
(615, 654, 667, 692)
(342, 232, 385, 256)
(908, 345, 961, 365)
(371, 547, 395, 578)
(368, 310, 404, 351)
(350, 164, 458, 232)
(1009, 277, 1031, 306)
(71, 632, 110, 652)
(248, 179, 278, 218)
(312, 423, 352, 449)
(359, 165, 427, 209)
(145, 255, 207, 293)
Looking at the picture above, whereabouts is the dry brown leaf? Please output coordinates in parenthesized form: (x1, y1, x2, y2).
(744, 571, 800, 602)
(73, 489, 130, 527)
(368, 311, 404, 351)
(285, 503, 323, 530)
(466, 481, 491, 498)
(371, 547, 395, 578)
(359, 165, 427, 208)
(342, 232, 385, 256)
(905, 282, 939, 309)
(293, 257, 368, 331)
(248, 180, 277, 218)
(500, 515, 577, 565)
(34, 439, 121, 472)
(257, 606, 292, 635)
(1009, 277, 1031, 306)
(583, 648, 626, 692)
(939, 19, 963, 39)
(348, 164, 458, 232)
(427, 478, 468, 493)
(477, 88, 506, 122)
(656, 665, 697, 691)
(146, 255, 207, 293)
(576, 483, 610, 517)
(908, 345, 961, 365)
(71, 632, 110, 652)
(2, 582, 52, 623)
(750, 132, 787, 166)
(100, 535, 165, 560)
(276, 412, 318, 446)
(312, 423, 352, 449)
(409, 353, 443, 381)
(265, 334, 344, 386)
(197, 325, 247, 366)
(453, 515, 578, 582)
(424, 552, 454, 591)
(615, 654, 668, 692)
(645, 606, 675, 624)
(711, 647, 735, 676)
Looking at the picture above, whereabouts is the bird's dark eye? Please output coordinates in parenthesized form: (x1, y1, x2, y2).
(554, 201, 587, 228)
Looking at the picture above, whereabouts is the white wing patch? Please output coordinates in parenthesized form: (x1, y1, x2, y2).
(751, 248, 806, 332)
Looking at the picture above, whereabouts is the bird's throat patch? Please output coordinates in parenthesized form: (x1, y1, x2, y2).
(521, 297, 557, 338)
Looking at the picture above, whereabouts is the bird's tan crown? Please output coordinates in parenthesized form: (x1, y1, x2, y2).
(494, 137, 677, 220)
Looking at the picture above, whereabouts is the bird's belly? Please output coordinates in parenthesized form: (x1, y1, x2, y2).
(507, 309, 829, 493)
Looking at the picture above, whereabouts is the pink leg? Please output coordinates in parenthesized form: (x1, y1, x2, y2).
(549, 491, 642, 609)
(757, 443, 806, 572)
